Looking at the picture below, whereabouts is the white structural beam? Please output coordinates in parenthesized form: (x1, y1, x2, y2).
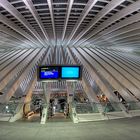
(0, 36, 28, 48)
(93, 22, 140, 44)
(75, 1, 140, 46)
(0, 13, 39, 48)
(95, 35, 140, 46)
(0, 41, 21, 49)
(0, 49, 37, 90)
(0, 24, 34, 48)
(90, 12, 140, 43)
(94, 41, 140, 48)
(71, 47, 130, 115)
(47, 0, 56, 45)
(22, 0, 50, 46)
(71, 0, 126, 46)
(115, 40, 140, 45)
(115, 36, 140, 44)
(114, 45, 140, 48)
(23, 48, 51, 120)
(64, 0, 98, 46)
(0, 48, 46, 103)
(0, 0, 45, 46)
(86, 47, 140, 101)
(83, 15, 140, 47)
(112, 36, 140, 44)
(65, 47, 104, 113)
(61, 0, 74, 42)
(66, 48, 102, 103)
(95, 29, 140, 45)
(0, 46, 17, 49)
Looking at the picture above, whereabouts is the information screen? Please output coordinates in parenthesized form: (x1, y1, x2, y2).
(61, 66, 81, 79)
(39, 66, 59, 79)
(38, 65, 82, 81)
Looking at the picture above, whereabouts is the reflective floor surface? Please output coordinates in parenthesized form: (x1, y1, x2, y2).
(0, 116, 140, 140)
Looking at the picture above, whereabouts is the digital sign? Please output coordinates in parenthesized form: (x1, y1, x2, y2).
(38, 66, 59, 80)
(37, 65, 82, 81)
(61, 66, 81, 79)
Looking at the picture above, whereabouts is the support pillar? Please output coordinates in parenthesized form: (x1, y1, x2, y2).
(40, 82, 51, 124)
(66, 81, 76, 104)
(66, 81, 77, 123)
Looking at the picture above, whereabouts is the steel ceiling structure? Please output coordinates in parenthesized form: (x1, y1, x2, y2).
(0, 0, 139, 49)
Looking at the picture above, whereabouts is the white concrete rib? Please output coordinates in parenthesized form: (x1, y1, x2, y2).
(64, 0, 98, 46)
(0, 0, 45, 46)
(71, 0, 126, 46)
(62, 0, 74, 43)
(47, 0, 56, 45)
(75, 1, 140, 46)
(22, 0, 50, 46)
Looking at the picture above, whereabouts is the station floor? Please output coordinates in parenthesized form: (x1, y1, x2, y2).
(0, 116, 140, 140)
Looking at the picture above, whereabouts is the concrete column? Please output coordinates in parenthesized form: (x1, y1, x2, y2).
(66, 81, 76, 104)
(40, 82, 51, 124)
(43, 82, 51, 105)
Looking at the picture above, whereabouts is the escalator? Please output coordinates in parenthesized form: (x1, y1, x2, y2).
(48, 98, 71, 122)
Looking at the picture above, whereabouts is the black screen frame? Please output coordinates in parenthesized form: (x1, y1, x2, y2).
(60, 65, 82, 80)
(37, 65, 61, 81)
(37, 65, 82, 81)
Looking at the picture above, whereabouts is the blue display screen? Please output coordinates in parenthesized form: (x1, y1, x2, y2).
(38, 65, 82, 81)
(61, 67, 80, 79)
(40, 67, 59, 79)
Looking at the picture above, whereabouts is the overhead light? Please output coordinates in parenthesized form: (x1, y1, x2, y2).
(5, 105, 9, 109)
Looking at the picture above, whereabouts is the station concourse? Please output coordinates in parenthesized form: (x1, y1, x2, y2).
(0, 0, 140, 140)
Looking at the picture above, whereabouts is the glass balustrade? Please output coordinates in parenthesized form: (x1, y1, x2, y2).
(71, 101, 140, 114)
(0, 101, 140, 118)
(103, 102, 122, 113)
(0, 102, 18, 116)
(125, 101, 140, 111)
(75, 102, 99, 114)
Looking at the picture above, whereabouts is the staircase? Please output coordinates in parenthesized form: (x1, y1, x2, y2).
(48, 113, 70, 122)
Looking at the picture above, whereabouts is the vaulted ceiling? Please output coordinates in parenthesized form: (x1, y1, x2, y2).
(0, 0, 140, 49)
